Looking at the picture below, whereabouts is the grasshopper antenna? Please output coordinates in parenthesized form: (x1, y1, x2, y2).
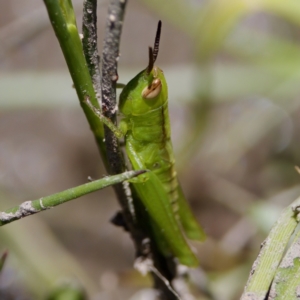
(146, 47, 154, 75)
(146, 20, 162, 74)
(153, 20, 161, 63)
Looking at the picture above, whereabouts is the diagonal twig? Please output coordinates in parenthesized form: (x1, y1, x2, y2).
(0, 171, 145, 226)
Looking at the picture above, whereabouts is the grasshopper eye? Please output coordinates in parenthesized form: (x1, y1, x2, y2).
(142, 78, 162, 99)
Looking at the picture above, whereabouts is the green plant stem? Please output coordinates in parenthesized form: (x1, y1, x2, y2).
(0, 170, 145, 227)
(241, 196, 300, 300)
(43, 0, 106, 158)
(268, 228, 300, 299)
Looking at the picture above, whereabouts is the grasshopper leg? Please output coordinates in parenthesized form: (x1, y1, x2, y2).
(84, 96, 124, 138)
(126, 136, 199, 267)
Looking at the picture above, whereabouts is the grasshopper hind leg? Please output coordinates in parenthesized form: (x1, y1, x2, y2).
(126, 137, 199, 267)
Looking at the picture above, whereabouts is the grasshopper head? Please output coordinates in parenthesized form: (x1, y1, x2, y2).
(119, 21, 167, 116)
(119, 65, 168, 116)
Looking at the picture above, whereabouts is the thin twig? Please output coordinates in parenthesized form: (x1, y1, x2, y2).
(0, 170, 145, 226)
(134, 257, 181, 300)
(100, 0, 138, 229)
(82, 0, 102, 105)
(82, 0, 145, 253)
(101, 0, 126, 172)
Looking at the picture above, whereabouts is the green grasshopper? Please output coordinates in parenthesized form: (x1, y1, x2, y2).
(87, 21, 205, 267)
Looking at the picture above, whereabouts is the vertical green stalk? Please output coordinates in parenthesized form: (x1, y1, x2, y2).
(44, 0, 106, 158)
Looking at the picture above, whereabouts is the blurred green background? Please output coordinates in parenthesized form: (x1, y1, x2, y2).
(1, 0, 300, 299)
